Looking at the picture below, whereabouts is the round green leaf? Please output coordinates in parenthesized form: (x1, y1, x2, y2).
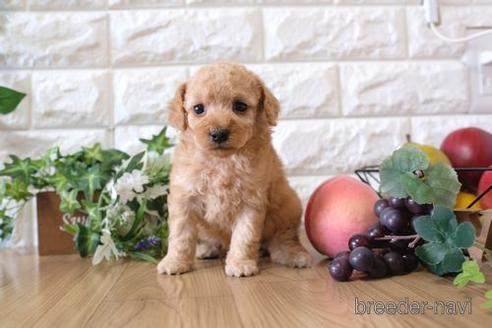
(402, 163, 461, 208)
(450, 222, 476, 248)
(380, 145, 429, 198)
(415, 242, 449, 265)
(413, 216, 445, 242)
(440, 248, 466, 273)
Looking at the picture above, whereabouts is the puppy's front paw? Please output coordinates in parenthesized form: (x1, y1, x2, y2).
(157, 256, 192, 275)
(225, 259, 259, 277)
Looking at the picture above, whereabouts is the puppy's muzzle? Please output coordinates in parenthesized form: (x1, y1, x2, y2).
(209, 128, 230, 144)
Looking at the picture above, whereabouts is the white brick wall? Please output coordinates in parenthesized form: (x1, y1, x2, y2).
(1, 0, 492, 211)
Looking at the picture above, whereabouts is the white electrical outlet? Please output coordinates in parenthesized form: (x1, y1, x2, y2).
(479, 52, 492, 95)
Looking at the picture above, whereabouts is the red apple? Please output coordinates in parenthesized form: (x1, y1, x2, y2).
(305, 176, 379, 258)
(440, 127, 492, 190)
(478, 166, 492, 209)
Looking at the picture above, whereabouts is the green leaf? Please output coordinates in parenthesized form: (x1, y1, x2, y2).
(49, 171, 70, 192)
(413, 216, 445, 243)
(440, 248, 465, 273)
(432, 205, 458, 235)
(82, 143, 104, 164)
(74, 223, 100, 257)
(450, 222, 476, 248)
(0, 155, 37, 184)
(75, 165, 106, 200)
(124, 151, 145, 174)
(453, 260, 486, 287)
(402, 163, 461, 208)
(5, 179, 32, 201)
(380, 145, 430, 198)
(415, 242, 449, 265)
(121, 201, 146, 242)
(0, 86, 26, 115)
(62, 223, 78, 235)
(140, 128, 172, 155)
(128, 251, 158, 264)
(481, 290, 492, 309)
(100, 149, 129, 171)
(59, 189, 81, 214)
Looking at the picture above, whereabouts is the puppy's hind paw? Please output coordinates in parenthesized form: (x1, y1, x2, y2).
(157, 256, 193, 275)
(271, 250, 313, 268)
(290, 251, 313, 268)
(225, 259, 259, 278)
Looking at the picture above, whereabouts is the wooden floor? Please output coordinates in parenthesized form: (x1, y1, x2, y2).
(1, 248, 492, 328)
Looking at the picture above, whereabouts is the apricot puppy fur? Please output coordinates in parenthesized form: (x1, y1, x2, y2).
(157, 63, 312, 277)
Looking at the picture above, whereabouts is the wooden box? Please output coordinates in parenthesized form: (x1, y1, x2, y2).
(36, 192, 79, 255)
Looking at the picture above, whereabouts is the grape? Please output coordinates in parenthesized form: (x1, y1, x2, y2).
(374, 199, 390, 217)
(380, 208, 410, 233)
(368, 255, 388, 278)
(405, 198, 431, 215)
(367, 224, 385, 239)
(349, 247, 374, 272)
(402, 253, 419, 273)
(328, 257, 353, 282)
(389, 239, 411, 252)
(388, 197, 405, 209)
(334, 251, 350, 261)
(348, 234, 371, 250)
(367, 224, 388, 248)
(383, 251, 405, 275)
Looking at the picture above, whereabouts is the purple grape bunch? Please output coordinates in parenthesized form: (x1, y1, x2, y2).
(328, 196, 430, 282)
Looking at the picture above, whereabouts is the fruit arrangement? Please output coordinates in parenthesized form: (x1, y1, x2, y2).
(441, 127, 492, 192)
(321, 143, 483, 282)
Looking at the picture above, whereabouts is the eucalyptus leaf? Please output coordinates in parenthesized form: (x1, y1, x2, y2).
(415, 242, 448, 265)
(413, 216, 445, 243)
(440, 248, 465, 273)
(431, 205, 458, 235)
(450, 222, 476, 248)
(402, 163, 461, 208)
(380, 145, 430, 198)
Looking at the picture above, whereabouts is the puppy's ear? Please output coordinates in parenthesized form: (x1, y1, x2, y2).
(168, 83, 187, 131)
(259, 82, 280, 126)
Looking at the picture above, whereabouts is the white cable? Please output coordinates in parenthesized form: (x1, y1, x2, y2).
(430, 23, 492, 43)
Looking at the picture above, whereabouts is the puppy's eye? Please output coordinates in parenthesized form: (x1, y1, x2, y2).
(193, 104, 205, 115)
(233, 101, 248, 113)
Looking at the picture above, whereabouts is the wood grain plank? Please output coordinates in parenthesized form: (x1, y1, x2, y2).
(2, 251, 492, 328)
(34, 261, 128, 328)
(105, 259, 233, 301)
(85, 297, 243, 328)
(0, 254, 90, 327)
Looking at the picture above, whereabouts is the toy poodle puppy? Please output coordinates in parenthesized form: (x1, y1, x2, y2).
(157, 63, 312, 277)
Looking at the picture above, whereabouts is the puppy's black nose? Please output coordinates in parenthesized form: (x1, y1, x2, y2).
(209, 128, 230, 144)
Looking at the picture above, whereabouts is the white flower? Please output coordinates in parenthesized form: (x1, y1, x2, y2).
(114, 170, 150, 204)
(145, 185, 168, 199)
(144, 151, 169, 174)
(105, 179, 118, 201)
(92, 229, 123, 265)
